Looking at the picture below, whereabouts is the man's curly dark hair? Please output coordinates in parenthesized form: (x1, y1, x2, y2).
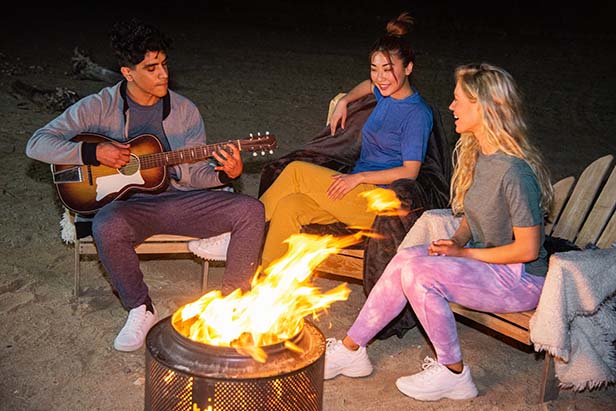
(109, 18, 172, 67)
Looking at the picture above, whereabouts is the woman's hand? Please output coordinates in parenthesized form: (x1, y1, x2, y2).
(428, 239, 466, 257)
(327, 173, 362, 200)
(329, 99, 348, 136)
(213, 143, 243, 179)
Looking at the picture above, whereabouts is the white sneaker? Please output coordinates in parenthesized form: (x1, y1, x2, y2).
(188, 232, 230, 261)
(324, 338, 374, 380)
(395, 357, 478, 401)
(113, 304, 158, 352)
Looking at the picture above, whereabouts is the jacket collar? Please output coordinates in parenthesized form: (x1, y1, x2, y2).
(119, 80, 171, 121)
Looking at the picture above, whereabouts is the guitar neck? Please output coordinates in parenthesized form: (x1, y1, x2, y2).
(139, 140, 241, 169)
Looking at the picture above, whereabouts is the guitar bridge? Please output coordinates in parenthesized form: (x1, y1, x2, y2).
(52, 166, 83, 184)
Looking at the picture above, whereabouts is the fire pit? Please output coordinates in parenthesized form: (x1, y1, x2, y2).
(145, 316, 326, 411)
(144, 232, 373, 411)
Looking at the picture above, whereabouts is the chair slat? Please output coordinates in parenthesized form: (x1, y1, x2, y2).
(576, 164, 616, 247)
(449, 303, 532, 345)
(597, 211, 616, 248)
(551, 155, 614, 242)
(546, 176, 575, 234)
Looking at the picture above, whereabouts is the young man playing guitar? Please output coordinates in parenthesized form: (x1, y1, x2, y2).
(25, 18, 266, 352)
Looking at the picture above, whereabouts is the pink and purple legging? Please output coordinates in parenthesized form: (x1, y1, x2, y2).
(347, 245, 545, 365)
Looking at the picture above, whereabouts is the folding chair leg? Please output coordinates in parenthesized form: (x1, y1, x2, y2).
(201, 261, 209, 293)
(539, 352, 559, 403)
(74, 239, 81, 297)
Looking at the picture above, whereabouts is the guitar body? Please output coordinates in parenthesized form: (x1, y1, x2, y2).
(51, 131, 277, 215)
(52, 133, 168, 215)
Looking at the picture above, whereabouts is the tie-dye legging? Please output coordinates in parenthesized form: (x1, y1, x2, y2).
(347, 245, 545, 365)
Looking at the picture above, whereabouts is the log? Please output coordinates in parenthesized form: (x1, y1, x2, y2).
(10, 80, 79, 112)
(71, 47, 122, 83)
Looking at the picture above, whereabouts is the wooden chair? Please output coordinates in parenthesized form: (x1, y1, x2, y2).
(447, 153, 616, 402)
(61, 209, 217, 297)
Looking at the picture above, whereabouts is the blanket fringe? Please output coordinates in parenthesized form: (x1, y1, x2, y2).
(559, 377, 616, 392)
(532, 343, 570, 363)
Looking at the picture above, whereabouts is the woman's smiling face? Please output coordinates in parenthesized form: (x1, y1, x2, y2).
(449, 81, 482, 136)
(370, 51, 412, 100)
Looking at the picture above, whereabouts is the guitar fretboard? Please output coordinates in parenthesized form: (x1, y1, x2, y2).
(138, 140, 241, 169)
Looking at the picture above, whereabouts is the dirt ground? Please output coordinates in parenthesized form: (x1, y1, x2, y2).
(1, 4, 615, 411)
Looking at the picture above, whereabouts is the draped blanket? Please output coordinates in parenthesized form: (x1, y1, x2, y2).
(529, 248, 616, 391)
(258, 94, 452, 340)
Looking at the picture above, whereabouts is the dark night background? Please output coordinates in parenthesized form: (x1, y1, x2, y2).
(2, 1, 614, 36)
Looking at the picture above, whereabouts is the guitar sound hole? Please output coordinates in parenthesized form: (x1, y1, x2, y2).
(119, 154, 140, 176)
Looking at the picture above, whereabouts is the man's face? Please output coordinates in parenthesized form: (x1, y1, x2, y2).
(122, 50, 169, 105)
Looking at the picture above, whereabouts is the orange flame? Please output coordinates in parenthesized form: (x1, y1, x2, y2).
(360, 187, 408, 217)
(172, 232, 364, 363)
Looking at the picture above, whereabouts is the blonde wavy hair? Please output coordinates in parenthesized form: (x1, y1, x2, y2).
(450, 63, 553, 216)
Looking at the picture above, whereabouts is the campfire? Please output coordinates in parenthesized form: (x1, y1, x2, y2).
(144, 188, 401, 411)
(172, 233, 362, 362)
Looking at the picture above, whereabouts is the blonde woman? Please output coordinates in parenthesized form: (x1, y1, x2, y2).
(324, 63, 553, 401)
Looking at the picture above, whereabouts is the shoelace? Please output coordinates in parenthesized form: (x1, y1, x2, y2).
(418, 357, 443, 378)
(325, 337, 340, 353)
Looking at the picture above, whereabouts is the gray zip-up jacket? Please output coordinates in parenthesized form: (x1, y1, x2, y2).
(26, 81, 226, 190)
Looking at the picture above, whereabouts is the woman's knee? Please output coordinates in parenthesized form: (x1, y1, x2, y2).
(269, 193, 313, 220)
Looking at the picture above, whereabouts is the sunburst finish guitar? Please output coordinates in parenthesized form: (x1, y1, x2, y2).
(52, 132, 277, 215)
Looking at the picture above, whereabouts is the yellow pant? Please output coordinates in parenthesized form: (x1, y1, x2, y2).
(259, 161, 378, 268)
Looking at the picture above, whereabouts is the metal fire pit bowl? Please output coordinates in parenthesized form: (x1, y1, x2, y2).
(145, 316, 326, 411)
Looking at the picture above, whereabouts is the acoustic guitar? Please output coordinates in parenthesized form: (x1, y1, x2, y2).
(51, 132, 277, 215)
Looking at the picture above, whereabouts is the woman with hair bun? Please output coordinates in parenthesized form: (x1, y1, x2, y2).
(259, 12, 434, 268)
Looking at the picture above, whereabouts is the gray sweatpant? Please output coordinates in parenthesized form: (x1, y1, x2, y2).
(91, 189, 265, 309)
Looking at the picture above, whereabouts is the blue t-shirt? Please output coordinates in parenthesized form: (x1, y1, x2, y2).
(351, 87, 432, 175)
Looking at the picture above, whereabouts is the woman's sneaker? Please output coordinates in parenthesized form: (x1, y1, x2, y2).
(395, 357, 478, 401)
(324, 338, 374, 379)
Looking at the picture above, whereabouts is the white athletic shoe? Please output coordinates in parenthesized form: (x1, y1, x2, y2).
(188, 232, 230, 261)
(395, 357, 478, 401)
(324, 338, 374, 380)
(113, 304, 158, 352)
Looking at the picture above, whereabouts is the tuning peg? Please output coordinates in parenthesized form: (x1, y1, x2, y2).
(249, 133, 254, 138)
(261, 150, 266, 156)
(269, 149, 274, 154)
(265, 131, 270, 135)
(257, 132, 261, 136)
(252, 152, 257, 157)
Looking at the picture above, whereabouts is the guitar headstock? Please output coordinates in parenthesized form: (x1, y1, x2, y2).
(239, 132, 278, 157)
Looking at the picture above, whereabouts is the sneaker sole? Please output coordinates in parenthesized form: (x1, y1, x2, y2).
(396, 381, 478, 401)
(113, 340, 144, 352)
(188, 243, 226, 261)
(324, 367, 373, 380)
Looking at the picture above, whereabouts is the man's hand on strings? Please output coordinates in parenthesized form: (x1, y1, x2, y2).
(213, 143, 243, 179)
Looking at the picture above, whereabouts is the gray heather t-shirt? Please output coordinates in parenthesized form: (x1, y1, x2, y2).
(464, 152, 548, 276)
